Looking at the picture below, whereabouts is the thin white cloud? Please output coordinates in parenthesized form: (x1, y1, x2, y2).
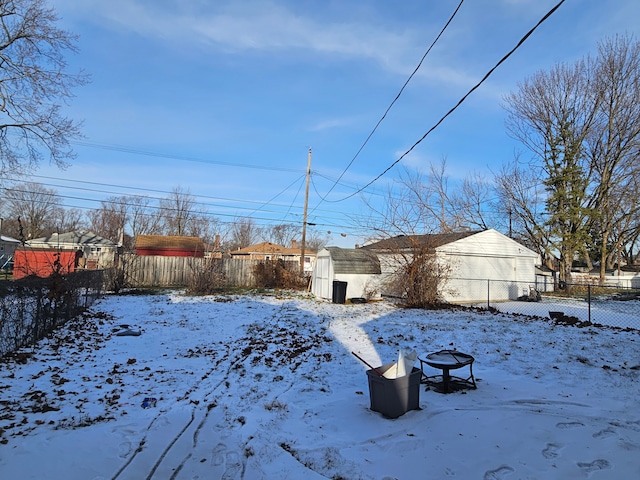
(396, 148, 436, 172)
(60, 0, 479, 90)
(307, 116, 360, 132)
(77, 1, 413, 64)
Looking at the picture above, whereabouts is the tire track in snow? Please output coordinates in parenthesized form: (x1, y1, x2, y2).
(113, 301, 327, 480)
(168, 302, 330, 479)
(111, 344, 237, 480)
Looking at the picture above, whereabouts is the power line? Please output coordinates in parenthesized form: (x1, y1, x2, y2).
(313, 0, 465, 208)
(246, 172, 307, 220)
(70, 140, 302, 174)
(0, 184, 365, 233)
(333, 0, 567, 202)
(1, 173, 344, 218)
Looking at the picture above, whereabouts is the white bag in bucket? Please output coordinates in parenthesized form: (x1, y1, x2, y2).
(383, 349, 418, 378)
(397, 348, 417, 377)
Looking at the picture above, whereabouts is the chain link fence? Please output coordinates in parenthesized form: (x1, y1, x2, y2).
(447, 277, 640, 330)
(0, 270, 106, 357)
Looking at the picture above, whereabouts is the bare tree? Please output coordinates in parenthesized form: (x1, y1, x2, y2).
(127, 195, 160, 240)
(0, 0, 88, 175)
(382, 161, 495, 236)
(304, 229, 329, 252)
(494, 158, 556, 269)
(159, 186, 196, 236)
(451, 172, 493, 231)
(424, 160, 462, 232)
(365, 170, 441, 239)
(584, 35, 640, 281)
(360, 178, 455, 307)
(228, 217, 260, 250)
(2, 181, 61, 239)
(87, 196, 128, 244)
(261, 223, 300, 247)
(185, 213, 220, 246)
(53, 206, 84, 232)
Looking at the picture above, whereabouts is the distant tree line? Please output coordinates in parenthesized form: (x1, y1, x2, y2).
(0, 182, 329, 253)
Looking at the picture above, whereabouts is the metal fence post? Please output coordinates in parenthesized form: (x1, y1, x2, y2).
(487, 279, 490, 310)
(588, 284, 591, 323)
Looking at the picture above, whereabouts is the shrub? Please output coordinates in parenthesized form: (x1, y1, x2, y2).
(187, 258, 227, 295)
(253, 259, 306, 290)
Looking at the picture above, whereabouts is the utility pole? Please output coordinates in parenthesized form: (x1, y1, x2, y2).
(300, 147, 311, 275)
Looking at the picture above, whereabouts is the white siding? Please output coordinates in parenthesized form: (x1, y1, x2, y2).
(334, 273, 381, 300)
(375, 230, 539, 303)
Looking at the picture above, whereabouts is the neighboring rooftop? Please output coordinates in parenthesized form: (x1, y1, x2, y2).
(362, 231, 480, 251)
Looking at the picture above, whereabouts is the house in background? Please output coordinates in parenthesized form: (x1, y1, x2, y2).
(26, 230, 117, 270)
(135, 235, 205, 257)
(311, 247, 382, 301)
(230, 241, 316, 273)
(362, 229, 540, 303)
(0, 234, 21, 272)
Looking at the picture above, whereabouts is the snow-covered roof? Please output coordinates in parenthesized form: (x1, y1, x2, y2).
(0, 235, 21, 244)
(28, 230, 116, 247)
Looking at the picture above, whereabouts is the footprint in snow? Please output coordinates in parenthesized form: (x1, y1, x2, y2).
(210, 443, 243, 480)
(221, 451, 242, 480)
(117, 441, 132, 459)
(577, 459, 611, 476)
(211, 443, 226, 466)
(555, 421, 584, 429)
(592, 427, 616, 439)
(542, 443, 562, 459)
(483, 465, 514, 480)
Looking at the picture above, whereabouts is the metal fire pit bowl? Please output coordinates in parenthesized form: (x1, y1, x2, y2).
(419, 350, 477, 394)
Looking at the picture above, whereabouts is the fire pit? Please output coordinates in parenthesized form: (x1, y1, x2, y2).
(419, 350, 477, 394)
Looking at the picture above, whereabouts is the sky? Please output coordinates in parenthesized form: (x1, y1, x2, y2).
(19, 0, 640, 247)
(1, 291, 639, 478)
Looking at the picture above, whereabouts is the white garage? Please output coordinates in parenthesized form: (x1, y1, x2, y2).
(363, 229, 540, 304)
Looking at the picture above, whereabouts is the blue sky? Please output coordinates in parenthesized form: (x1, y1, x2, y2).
(29, 0, 640, 247)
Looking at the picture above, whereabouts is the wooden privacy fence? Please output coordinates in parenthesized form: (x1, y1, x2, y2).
(121, 255, 298, 288)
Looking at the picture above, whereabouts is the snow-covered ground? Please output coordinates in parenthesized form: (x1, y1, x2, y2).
(1, 291, 639, 479)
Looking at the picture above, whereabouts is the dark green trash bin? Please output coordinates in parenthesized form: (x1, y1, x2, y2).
(332, 280, 347, 304)
(366, 363, 421, 418)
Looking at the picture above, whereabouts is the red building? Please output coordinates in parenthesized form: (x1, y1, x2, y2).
(13, 249, 78, 280)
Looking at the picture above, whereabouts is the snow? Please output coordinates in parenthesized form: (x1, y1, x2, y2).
(1, 291, 639, 479)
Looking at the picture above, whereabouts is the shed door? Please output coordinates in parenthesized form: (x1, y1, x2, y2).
(314, 256, 332, 299)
